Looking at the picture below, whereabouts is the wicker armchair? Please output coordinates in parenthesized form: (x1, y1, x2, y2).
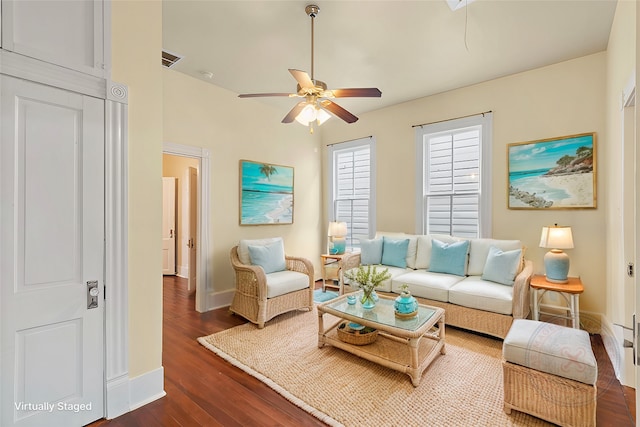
(229, 245, 314, 328)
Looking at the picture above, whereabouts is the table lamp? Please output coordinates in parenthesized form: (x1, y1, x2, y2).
(539, 224, 574, 283)
(328, 221, 347, 254)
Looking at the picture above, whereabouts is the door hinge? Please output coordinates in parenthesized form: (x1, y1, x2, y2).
(628, 262, 635, 277)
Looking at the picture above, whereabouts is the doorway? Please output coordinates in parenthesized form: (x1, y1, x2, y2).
(162, 142, 210, 312)
(163, 154, 199, 294)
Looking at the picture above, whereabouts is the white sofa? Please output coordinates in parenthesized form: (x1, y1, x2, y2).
(341, 232, 533, 339)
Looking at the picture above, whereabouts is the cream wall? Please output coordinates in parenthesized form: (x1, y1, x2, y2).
(162, 69, 324, 297)
(321, 53, 607, 316)
(605, 0, 636, 329)
(111, 1, 163, 377)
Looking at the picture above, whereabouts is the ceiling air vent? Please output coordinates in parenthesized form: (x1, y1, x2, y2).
(162, 50, 183, 68)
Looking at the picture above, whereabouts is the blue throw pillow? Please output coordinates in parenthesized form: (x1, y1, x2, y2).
(381, 236, 410, 268)
(481, 246, 522, 286)
(360, 238, 383, 265)
(248, 241, 286, 274)
(429, 239, 469, 276)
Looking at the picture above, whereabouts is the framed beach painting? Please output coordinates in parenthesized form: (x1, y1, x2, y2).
(240, 160, 294, 225)
(507, 133, 596, 209)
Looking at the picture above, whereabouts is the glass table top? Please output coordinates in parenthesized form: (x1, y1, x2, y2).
(324, 293, 436, 332)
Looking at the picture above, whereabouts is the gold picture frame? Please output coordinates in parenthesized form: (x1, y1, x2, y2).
(507, 133, 596, 209)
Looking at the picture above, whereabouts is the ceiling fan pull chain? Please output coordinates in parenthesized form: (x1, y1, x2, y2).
(310, 8, 315, 80)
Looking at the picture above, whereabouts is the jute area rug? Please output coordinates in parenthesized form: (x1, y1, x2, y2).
(198, 306, 551, 427)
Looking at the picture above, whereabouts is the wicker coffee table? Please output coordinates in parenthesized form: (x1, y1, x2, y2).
(317, 292, 445, 386)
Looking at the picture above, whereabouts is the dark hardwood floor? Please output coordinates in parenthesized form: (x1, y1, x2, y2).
(92, 276, 635, 427)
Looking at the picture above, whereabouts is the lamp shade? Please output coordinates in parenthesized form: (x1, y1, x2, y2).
(328, 221, 347, 237)
(539, 225, 574, 249)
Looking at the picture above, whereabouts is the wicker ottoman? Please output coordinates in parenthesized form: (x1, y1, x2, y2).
(502, 319, 597, 427)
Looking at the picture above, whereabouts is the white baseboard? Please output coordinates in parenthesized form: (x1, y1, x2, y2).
(128, 367, 166, 412)
(106, 375, 130, 419)
(177, 265, 188, 278)
(600, 315, 635, 387)
(206, 289, 235, 311)
(105, 367, 166, 419)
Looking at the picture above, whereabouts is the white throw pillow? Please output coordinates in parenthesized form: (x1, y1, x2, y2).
(468, 238, 522, 276)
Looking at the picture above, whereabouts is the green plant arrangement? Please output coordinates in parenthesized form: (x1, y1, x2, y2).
(344, 265, 391, 308)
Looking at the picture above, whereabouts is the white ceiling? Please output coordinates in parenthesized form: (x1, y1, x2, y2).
(162, 0, 617, 119)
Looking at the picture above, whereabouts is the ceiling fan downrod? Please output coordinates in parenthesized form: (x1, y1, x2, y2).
(305, 5, 319, 81)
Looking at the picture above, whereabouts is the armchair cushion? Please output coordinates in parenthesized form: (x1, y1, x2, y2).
(266, 270, 311, 298)
(248, 241, 286, 274)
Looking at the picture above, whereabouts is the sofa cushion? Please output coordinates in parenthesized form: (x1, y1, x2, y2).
(360, 238, 383, 265)
(265, 270, 309, 298)
(448, 276, 514, 315)
(429, 239, 469, 276)
(415, 234, 461, 269)
(248, 241, 286, 274)
(391, 270, 465, 302)
(381, 236, 410, 268)
(503, 319, 597, 385)
(467, 238, 523, 276)
(481, 246, 522, 286)
(238, 237, 283, 265)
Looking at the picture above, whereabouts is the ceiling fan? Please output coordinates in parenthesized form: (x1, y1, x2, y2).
(238, 4, 382, 132)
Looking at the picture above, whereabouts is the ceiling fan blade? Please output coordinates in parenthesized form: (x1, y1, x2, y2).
(320, 100, 358, 124)
(282, 101, 307, 123)
(330, 88, 382, 98)
(289, 69, 315, 90)
(238, 93, 293, 98)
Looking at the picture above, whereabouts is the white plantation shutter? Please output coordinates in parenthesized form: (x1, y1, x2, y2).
(328, 138, 376, 250)
(416, 113, 492, 238)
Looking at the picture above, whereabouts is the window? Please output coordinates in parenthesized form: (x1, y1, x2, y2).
(327, 137, 376, 250)
(415, 113, 492, 238)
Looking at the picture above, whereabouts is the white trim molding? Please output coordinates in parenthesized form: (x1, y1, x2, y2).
(600, 314, 631, 385)
(0, 49, 107, 98)
(105, 90, 130, 418)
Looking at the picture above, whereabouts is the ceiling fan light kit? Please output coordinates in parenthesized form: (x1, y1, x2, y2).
(238, 4, 381, 133)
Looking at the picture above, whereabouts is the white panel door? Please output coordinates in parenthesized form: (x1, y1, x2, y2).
(162, 177, 176, 275)
(1, 0, 105, 77)
(187, 167, 198, 292)
(0, 76, 104, 426)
